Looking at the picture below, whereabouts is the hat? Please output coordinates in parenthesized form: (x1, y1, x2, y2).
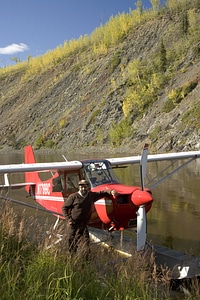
(78, 179, 90, 186)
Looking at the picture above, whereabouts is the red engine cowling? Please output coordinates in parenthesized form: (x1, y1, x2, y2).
(131, 189, 153, 207)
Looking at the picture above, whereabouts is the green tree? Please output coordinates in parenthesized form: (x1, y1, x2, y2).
(27, 55, 32, 64)
(180, 10, 189, 35)
(135, 0, 143, 14)
(10, 56, 20, 64)
(150, 0, 160, 11)
(195, 0, 200, 9)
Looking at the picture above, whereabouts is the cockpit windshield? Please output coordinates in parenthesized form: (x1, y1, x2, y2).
(83, 160, 119, 187)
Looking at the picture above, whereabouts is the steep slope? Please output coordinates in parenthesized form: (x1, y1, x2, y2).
(0, 8, 200, 154)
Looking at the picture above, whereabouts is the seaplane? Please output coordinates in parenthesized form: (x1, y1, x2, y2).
(0, 144, 200, 279)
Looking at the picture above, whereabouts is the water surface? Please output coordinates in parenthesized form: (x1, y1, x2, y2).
(0, 149, 199, 256)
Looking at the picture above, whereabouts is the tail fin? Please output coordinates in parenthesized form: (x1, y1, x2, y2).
(24, 145, 39, 194)
(24, 145, 36, 164)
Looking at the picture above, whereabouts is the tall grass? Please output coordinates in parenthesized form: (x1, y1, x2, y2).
(0, 201, 199, 299)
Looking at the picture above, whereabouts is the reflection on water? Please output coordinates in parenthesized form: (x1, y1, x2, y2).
(0, 149, 200, 256)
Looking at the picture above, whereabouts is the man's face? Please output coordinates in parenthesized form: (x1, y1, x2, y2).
(79, 184, 90, 196)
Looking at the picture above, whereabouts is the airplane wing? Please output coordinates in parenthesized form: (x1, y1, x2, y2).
(0, 161, 82, 190)
(0, 149, 199, 190)
(0, 150, 199, 174)
(0, 161, 83, 174)
(107, 150, 200, 166)
(107, 150, 200, 190)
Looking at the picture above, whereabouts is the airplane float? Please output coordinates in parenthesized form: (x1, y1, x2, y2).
(0, 143, 200, 256)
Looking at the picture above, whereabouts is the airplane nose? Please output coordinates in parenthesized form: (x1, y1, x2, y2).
(131, 190, 153, 207)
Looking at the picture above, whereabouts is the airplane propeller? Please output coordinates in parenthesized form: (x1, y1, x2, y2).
(129, 144, 151, 251)
(137, 143, 149, 251)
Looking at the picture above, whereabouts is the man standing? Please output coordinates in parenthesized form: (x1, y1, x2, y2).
(62, 179, 118, 256)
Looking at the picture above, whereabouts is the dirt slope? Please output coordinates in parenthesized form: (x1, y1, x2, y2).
(0, 10, 200, 155)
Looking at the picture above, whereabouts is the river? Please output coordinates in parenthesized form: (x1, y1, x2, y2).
(0, 148, 200, 257)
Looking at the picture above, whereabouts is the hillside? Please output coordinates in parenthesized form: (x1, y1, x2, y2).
(0, 2, 200, 154)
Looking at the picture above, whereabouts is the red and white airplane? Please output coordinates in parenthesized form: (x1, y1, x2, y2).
(0, 144, 200, 252)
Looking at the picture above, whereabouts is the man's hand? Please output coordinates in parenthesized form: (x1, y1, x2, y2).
(111, 190, 118, 197)
(68, 217, 74, 225)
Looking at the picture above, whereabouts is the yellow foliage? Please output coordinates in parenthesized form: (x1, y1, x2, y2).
(168, 89, 177, 100)
(166, 0, 190, 13)
(150, 73, 163, 89)
(118, 13, 133, 34)
(1, 1, 193, 82)
(59, 119, 65, 128)
(122, 96, 132, 118)
(188, 8, 200, 34)
(0, 3, 159, 79)
(110, 77, 117, 89)
(122, 90, 143, 117)
(93, 43, 108, 55)
(127, 60, 141, 85)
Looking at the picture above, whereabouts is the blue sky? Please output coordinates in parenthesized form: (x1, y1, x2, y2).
(0, 0, 162, 67)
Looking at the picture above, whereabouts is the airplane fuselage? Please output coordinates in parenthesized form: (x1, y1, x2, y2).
(31, 159, 153, 230)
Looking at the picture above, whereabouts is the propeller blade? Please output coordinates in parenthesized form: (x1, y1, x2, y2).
(137, 205, 146, 251)
(140, 143, 148, 190)
(137, 143, 149, 251)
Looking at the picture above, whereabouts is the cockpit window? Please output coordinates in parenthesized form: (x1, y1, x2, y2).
(66, 173, 79, 192)
(52, 174, 64, 192)
(83, 160, 119, 187)
(52, 172, 79, 193)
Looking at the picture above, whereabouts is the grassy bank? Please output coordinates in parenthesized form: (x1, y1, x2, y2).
(0, 201, 199, 300)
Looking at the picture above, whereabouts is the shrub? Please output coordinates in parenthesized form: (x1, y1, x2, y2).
(109, 119, 132, 146)
(108, 51, 121, 73)
(165, 79, 198, 112)
(162, 98, 176, 113)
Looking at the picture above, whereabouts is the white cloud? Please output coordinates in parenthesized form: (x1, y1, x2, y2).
(0, 43, 29, 55)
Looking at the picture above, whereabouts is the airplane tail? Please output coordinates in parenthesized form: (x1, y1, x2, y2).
(24, 145, 39, 194)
